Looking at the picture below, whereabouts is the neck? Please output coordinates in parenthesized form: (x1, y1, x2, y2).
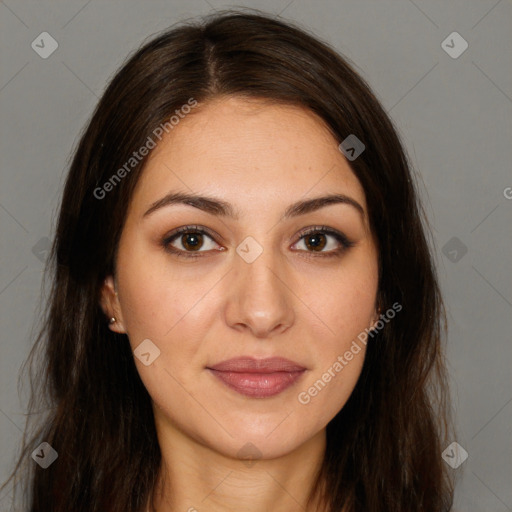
(148, 418, 329, 512)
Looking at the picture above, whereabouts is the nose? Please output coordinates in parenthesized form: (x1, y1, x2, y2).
(223, 245, 296, 339)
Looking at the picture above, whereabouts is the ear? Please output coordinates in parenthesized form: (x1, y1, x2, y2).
(369, 304, 381, 331)
(99, 275, 126, 334)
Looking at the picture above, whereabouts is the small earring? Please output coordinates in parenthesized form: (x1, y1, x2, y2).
(109, 317, 116, 324)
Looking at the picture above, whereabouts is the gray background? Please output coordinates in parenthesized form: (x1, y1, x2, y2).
(1, 0, 511, 510)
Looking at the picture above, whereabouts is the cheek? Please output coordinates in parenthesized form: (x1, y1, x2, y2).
(300, 263, 378, 343)
(297, 340, 367, 425)
(116, 259, 222, 405)
(117, 249, 216, 342)
(294, 261, 376, 415)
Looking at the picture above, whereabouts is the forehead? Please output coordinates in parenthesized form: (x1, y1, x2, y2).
(129, 96, 368, 222)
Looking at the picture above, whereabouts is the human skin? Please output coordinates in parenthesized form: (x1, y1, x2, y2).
(100, 96, 380, 511)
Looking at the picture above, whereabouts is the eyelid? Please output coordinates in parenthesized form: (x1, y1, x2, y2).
(161, 224, 355, 259)
(291, 225, 355, 258)
(161, 225, 222, 258)
(295, 225, 353, 245)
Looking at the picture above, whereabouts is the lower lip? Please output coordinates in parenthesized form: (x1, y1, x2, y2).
(208, 369, 306, 398)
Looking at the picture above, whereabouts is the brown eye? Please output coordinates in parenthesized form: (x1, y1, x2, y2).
(180, 232, 204, 251)
(304, 233, 327, 252)
(162, 225, 220, 259)
(293, 226, 355, 258)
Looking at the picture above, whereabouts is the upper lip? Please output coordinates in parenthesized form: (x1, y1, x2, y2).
(207, 357, 306, 373)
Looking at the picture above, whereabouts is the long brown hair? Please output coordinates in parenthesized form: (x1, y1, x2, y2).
(3, 9, 455, 511)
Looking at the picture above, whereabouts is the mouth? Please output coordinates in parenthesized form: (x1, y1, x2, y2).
(206, 357, 307, 398)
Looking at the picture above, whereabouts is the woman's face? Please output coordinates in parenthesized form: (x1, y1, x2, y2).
(101, 96, 379, 460)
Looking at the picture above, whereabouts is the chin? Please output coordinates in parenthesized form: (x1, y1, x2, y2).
(201, 419, 319, 462)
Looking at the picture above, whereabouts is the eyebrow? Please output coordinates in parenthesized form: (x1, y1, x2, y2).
(142, 191, 365, 221)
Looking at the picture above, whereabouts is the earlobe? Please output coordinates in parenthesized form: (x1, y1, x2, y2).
(99, 275, 126, 333)
(370, 306, 381, 331)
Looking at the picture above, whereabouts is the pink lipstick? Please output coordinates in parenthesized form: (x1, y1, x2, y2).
(207, 357, 306, 398)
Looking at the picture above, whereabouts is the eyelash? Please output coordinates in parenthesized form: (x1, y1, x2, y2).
(160, 224, 355, 260)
